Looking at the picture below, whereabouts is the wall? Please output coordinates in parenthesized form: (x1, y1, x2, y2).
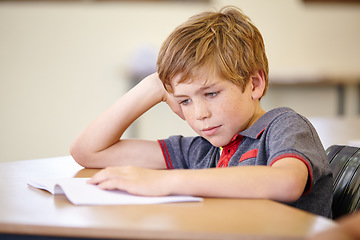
(1, 0, 360, 162)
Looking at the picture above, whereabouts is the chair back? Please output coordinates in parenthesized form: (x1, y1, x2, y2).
(326, 145, 360, 219)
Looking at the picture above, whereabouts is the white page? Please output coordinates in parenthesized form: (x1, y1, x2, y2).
(28, 178, 202, 205)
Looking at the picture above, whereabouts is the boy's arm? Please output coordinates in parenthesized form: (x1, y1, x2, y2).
(70, 73, 180, 169)
(89, 157, 308, 202)
(168, 157, 309, 202)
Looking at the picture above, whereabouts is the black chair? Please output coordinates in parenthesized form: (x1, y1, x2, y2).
(326, 145, 360, 219)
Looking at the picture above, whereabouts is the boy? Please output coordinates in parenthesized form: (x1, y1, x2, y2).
(70, 6, 333, 217)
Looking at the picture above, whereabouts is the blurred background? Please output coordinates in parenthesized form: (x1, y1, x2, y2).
(1, 0, 360, 162)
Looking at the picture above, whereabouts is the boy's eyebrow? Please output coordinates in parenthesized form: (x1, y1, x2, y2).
(172, 94, 188, 98)
(173, 83, 217, 98)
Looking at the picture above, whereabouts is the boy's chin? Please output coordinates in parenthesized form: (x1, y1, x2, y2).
(205, 137, 232, 148)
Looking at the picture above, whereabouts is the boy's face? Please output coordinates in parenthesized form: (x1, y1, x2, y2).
(171, 70, 264, 147)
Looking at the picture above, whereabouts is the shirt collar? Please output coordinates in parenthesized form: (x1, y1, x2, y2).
(239, 107, 294, 139)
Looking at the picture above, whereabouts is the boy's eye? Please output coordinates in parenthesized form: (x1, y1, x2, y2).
(180, 99, 191, 105)
(206, 91, 219, 98)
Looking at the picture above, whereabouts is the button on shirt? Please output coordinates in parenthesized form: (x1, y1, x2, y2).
(217, 135, 243, 168)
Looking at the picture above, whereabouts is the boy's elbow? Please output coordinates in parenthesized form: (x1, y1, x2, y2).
(278, 176, 307, 202)
(270, 159, 309, 202)
(69, 142, 91, 168)
(282, 186, 304, 203)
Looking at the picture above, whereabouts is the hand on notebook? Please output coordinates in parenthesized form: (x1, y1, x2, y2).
(87, 166, 172, 197)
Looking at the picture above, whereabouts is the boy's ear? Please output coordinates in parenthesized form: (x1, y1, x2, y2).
(250, 70, 266, 100)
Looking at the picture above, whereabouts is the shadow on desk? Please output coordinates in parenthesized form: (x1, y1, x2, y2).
(74, 168, 100, 178)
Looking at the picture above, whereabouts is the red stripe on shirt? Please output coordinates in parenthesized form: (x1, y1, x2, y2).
(157, 140, 173, 169)
(239, 149, 258, 163)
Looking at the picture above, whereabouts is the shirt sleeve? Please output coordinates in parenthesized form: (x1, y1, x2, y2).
(266, 112, 330, 194)
(157, 135, 219, 169)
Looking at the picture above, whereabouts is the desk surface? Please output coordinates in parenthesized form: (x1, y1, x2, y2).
(0, 156, 336, 240)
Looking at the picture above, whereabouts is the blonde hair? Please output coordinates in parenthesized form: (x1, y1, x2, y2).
(157, 6, 268, 96)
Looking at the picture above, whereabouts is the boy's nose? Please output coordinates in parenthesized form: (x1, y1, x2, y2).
(194, 102, 211, 120)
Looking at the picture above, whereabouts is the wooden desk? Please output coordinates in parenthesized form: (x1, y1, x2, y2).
(0, 156, 336, 240)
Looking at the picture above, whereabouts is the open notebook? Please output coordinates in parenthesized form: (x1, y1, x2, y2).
(28, 178, 202, 205)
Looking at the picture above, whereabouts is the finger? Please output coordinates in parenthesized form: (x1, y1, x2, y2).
(97, 178, 125, 191)
(88, 166, 131, 185)
(87, 169, 111, 185)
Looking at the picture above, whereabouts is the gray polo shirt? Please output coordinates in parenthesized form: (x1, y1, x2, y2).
(158, 107, 333, 217)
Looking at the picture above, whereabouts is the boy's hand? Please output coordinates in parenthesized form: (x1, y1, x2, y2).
(87, 166, 171, 196)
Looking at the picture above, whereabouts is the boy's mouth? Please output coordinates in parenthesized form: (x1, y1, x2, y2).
(202, 125, 221, 136)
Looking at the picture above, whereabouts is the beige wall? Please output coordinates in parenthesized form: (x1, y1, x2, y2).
(1, 0, 360, 162)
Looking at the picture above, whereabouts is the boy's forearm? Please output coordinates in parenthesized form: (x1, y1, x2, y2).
(70, 74, 164, 165)
(166, 163, 307, 202)
(166, 167, 265, 198)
